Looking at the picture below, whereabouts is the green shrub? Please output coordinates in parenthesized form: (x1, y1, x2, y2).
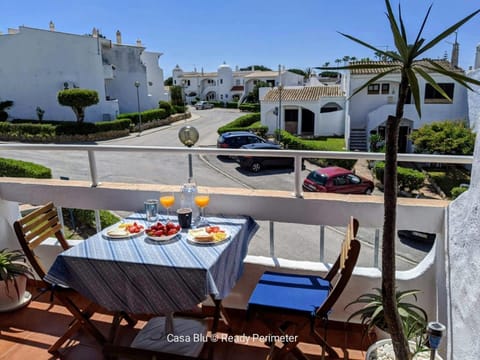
(57, 89, 99, 123)
(173, 105, 186, 113)
(226, 102, 238, 109)
(118, 109, 168, 125)
(159, 100, 174, 116)
(66, 209, 120, 229)
(374, 162, 425, 191)
(94, 118, 131, 132)
(0, 157, 52, 178)
(55, 122, 96, 135)
(427, 167, 470, 197)
(218, 113, 261, 134)
(450, 186, 468, 199)
(239, 103, 260, 112)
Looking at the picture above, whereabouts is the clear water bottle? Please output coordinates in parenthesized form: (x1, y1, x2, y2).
(180, 177, 198, 223)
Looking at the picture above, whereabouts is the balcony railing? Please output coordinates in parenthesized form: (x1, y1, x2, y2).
(0, 143, 467, 358)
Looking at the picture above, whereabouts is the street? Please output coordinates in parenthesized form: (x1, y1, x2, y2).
(0, 107, 434, 269)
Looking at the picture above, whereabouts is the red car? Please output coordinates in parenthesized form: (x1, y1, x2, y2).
(303, 166, 374, 194)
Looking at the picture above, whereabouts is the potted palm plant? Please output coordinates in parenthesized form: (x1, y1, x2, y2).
(0, 248, 34, 312)
(345, 288, 444, 359)
(319, 1, 480, 358)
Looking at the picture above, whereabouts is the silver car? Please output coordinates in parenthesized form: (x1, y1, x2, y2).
(195, 101, 214, 110)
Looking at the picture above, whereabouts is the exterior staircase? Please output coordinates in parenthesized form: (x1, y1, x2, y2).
(349, 128, 368, 151)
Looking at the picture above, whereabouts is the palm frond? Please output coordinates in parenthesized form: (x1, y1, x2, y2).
(417, 9, 480, 57)
(405, 69, 422, 117)
(338, 31, 402, 62)
(384, 0, 409, 59)
(414, 67, 452, 102)
(412, 4, 432, 47)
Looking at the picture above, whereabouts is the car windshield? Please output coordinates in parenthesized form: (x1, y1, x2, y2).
(307, 171, 328, 185)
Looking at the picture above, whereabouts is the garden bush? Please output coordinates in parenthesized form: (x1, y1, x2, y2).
(239, 103, 260, 112)
(173, 105, 186, 113)
(450, 186, 468, 199)
(0, 157, 52, 178)
(117, 108, 167, 124)
(217, 113, 260, 135)
(374, 161, 425, 191)
(66, 208, 120, 229)
(158, 100, 174, 116)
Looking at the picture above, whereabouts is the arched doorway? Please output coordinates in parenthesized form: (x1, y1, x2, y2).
(205, 91, 216, 101)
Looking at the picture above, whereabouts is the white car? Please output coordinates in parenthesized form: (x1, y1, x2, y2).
(195, 101, 214, 110)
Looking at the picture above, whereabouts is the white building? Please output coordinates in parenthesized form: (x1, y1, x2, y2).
(347, 59, 469, 152)
(172, 63, 304, 104)
(260, 86, 346, 138)
(260, 59, 470, 153)
(0, 24, 166, 122)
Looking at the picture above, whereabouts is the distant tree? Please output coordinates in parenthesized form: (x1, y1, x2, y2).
(411, 120, 475, 155)
(239, 65, 272, 71)
(0, 100, 14, 122)
(335, 58, 342, 66)
(323, 62, 330, 67)
(170, 85, 183, 106)
(245, 81, 269, 103)
(342, 55, 351, 65)
(57, 89, 99, 123)
(164, 77, 173, 86)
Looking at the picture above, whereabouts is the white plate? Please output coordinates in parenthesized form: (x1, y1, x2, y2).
(104, 226, 144, 239)
(187, 228, 230, 245)
(146, 230, 181, 242)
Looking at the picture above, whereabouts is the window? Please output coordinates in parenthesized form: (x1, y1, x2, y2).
(236, 79, 241, 86)
(367, 84, 380, 94)
(424, 83, 454, 104)
(220, 79, 223, 84)
(368, 83, 390, 95)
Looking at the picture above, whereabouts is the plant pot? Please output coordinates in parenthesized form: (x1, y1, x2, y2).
(366, 339, 443, 360)
(0, 275, 32, 312)
(373, 325, 390, 340)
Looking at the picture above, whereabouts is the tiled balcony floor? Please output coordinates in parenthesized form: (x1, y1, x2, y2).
(0, 285, 370, 359)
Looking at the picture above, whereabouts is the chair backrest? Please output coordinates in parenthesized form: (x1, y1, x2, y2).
(13, 202, 70, 279)
(317, 216, 360, 316)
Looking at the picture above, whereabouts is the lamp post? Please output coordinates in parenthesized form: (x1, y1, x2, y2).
(277, 64, 283, 143)
(178, 125, 199, 179)
(134, 81, 142, 136)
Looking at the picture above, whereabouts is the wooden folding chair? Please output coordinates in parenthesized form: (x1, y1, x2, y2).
(13, 202, 107, 356)
(247, 217, 361, 359)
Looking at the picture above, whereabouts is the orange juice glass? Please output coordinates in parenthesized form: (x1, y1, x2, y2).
(194, 192, 210, 226)
(159, 193, 175, 217)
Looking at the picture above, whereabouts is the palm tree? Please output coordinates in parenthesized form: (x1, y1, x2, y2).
(0, 100, 14, 122)
(318, 1, 480, 358)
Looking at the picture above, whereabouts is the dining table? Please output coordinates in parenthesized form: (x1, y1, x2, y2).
(44, 213, 259, 332)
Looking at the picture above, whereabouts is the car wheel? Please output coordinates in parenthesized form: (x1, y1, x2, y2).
(250, 162, 262, 173)
(365, 187, 373, 195)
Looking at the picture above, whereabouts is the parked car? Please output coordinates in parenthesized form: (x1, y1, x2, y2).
(237, 143, 294, 173)
(303, 166, 374, 194)
(195, 101, 214, 110)
(216, 131, 266, 149)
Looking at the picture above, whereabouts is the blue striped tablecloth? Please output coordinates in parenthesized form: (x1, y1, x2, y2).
(44, 214, 258, 315)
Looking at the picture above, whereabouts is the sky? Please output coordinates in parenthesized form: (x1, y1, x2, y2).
(3, 0, 480, 77)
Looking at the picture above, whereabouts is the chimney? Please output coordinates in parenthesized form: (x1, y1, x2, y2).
(116, 30, 122, 44)
(451, 32, 459, 67)
(475, 44, 480, 70)
(235, 65, 239, 71)
(136, 39, 142, 47)
(49, 21, 55, 31)
(92, 27, 98, 38)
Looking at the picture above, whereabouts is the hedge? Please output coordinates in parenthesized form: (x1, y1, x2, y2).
(65, 208, 120, 229)
(158, 101, 174, 116)
(218, 113, 260, 133)
(239, 103, 260, 112)
(280, 131, 355, 169)
(450, 186, 468, 199)
(0, 157, 52, 178)
(374, 161, 425, 191)
(118, 108, 168, 124)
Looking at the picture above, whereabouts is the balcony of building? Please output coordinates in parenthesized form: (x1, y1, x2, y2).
(0, 144, 469, 359)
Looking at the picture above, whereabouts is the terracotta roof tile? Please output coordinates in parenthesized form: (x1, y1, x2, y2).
(349, 59, 463, 75)
(263, 86, 343, 102)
